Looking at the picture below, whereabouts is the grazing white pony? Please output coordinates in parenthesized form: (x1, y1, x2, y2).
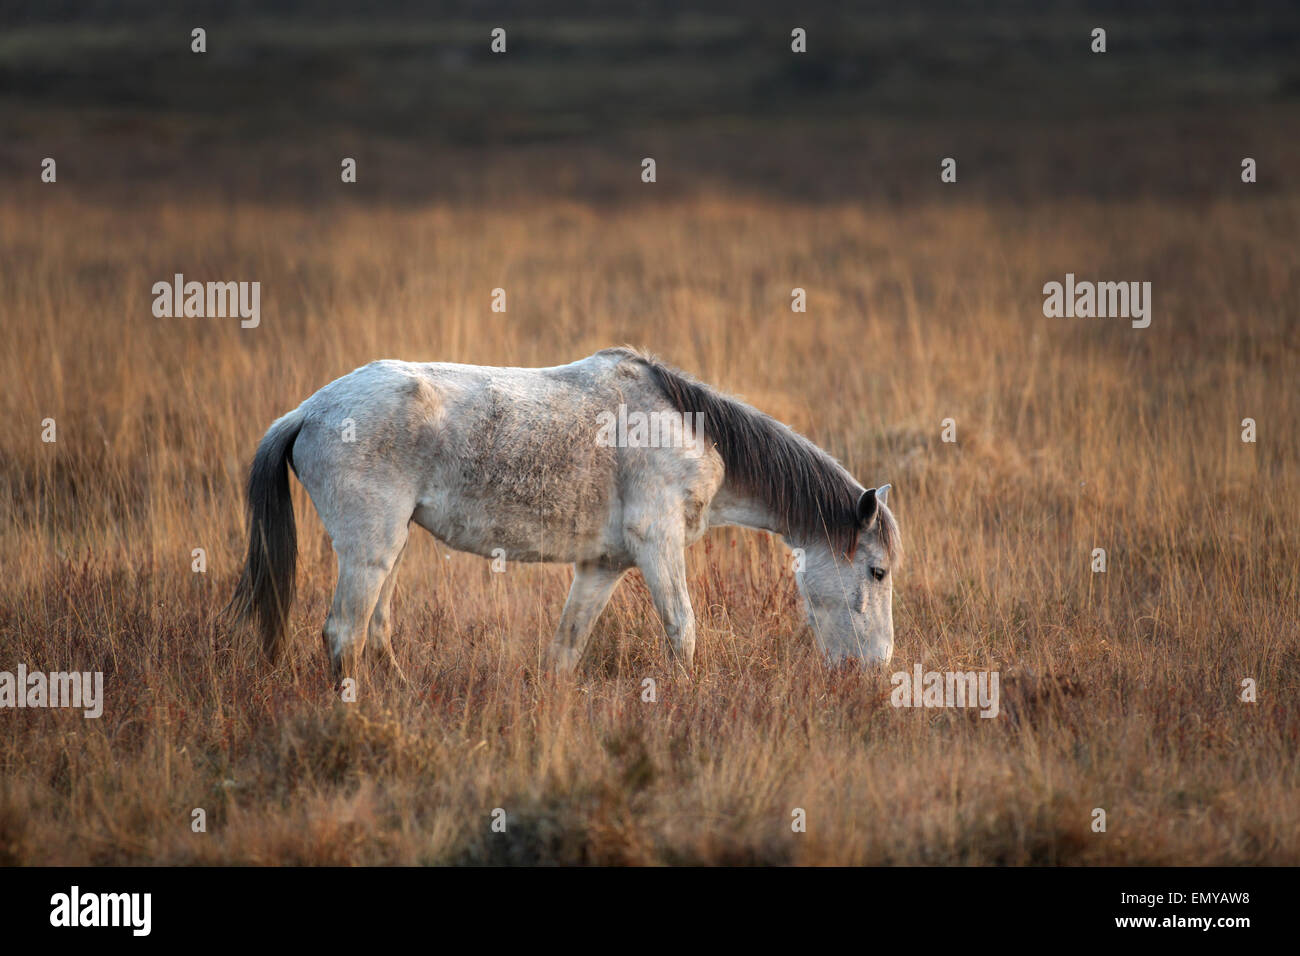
(228, 347, 901, 681)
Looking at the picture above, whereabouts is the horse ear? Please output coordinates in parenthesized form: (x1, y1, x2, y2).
(876, 483, 891, 507)
(857, 488, 879, 527)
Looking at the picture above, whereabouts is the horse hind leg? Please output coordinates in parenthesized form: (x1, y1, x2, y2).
(321, 511, 411, 687)
(365, 535, 410, 683)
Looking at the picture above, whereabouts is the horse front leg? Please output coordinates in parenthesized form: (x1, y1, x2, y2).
(631, 539, 696, 672)
(546, 561, 627, 673)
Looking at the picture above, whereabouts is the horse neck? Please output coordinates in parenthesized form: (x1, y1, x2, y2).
(706, 482, 840, 561)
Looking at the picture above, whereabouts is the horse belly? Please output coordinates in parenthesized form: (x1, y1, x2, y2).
(411, 488, 617, 564)
(407, 365, 626, 564)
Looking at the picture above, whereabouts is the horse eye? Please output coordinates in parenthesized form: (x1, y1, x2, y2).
(871, 567, 887, 582)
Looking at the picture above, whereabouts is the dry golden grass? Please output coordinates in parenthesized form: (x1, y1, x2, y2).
(0, 186, 1297, 864)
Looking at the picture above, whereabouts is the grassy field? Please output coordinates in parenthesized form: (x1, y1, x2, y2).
(1, 1, 1298, 868)
(1, 169, 1296, 864)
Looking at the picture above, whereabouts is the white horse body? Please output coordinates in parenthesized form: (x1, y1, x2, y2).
(229, 348, 900, 681)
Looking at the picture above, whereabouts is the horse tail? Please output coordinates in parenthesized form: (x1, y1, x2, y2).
(226, 408, 304, 662)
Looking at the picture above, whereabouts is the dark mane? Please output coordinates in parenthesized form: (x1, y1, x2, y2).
(630, 350, 900, 560)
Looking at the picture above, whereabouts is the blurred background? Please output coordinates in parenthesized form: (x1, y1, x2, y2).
(3, 1, 1299, 204)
